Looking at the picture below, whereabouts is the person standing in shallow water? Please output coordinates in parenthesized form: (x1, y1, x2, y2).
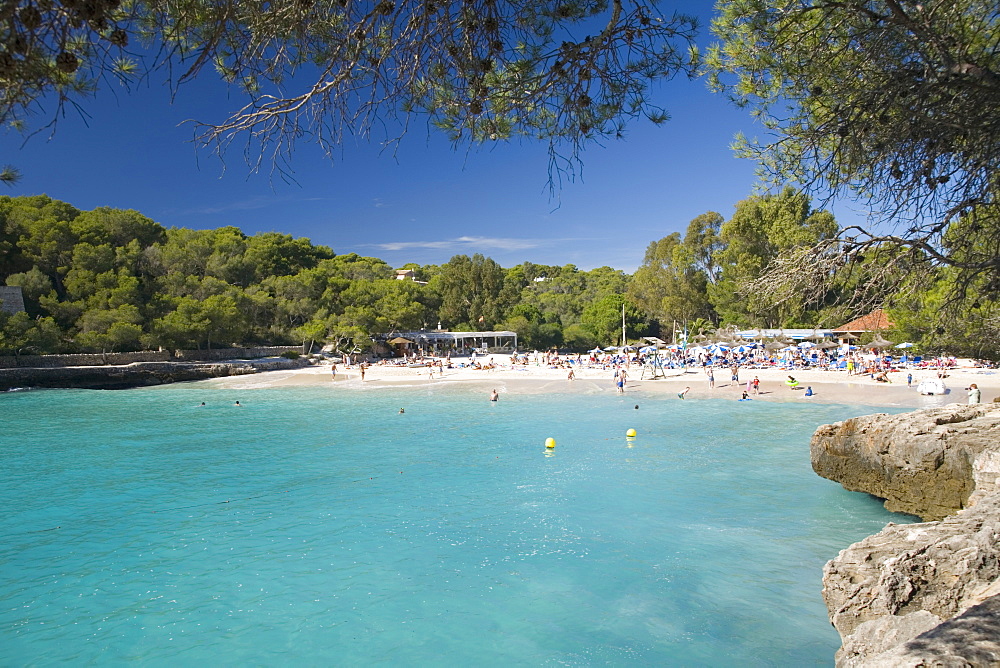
(490, 389, 499, 402)
(968, 383, 981, 404)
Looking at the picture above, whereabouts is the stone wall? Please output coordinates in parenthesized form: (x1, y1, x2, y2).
(0, 286, 25, 314)
(0, 345, 305, 369)
(171, 346, 305, 361)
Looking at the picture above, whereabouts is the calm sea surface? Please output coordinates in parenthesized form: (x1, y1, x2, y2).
(0, 383, 913, 666)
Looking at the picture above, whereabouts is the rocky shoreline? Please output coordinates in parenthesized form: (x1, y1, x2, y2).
(811, 404, 1000, 666)
(0, 357, 311, 391)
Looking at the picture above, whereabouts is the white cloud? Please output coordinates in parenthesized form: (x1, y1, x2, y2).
(368, 236, 542, 252)
(180, 195, 329, 216)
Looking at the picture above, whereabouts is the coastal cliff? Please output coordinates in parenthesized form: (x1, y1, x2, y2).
(811, 404, 1000, 666)
(0, 357, 310, 391)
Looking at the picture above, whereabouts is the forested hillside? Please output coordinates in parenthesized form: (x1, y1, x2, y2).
(2, 193, 996, 359)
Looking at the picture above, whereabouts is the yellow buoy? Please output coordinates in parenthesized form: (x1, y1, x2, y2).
(545, 437, 556, 449)
(626, 428, 637, 438)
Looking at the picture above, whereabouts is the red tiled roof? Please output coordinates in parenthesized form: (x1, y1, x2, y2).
(832, 309, 893, 333)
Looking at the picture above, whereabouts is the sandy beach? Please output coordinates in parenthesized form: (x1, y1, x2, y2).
(200, 356, 1000, 410)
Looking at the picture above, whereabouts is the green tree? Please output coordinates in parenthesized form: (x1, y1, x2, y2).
(435, 254, 513, 329)
(0, 311, 61, 356)
(581, 294, 647, 346)
(709, 188, 837, 326)
(5, 266, 54, 315)
(627, 227, 714, 332)
(76, 305, 144, 353)
(708, 0, 1000, 302)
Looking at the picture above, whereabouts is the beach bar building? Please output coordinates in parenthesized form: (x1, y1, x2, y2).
(831, 309, 894, 344)
(380, 330, 518, 356)
(736, 328, 834, 341)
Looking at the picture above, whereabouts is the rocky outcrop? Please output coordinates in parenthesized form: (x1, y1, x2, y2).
(824, 494, 1000, 666)
(811, 403, 1000, 521)
(812, 404, 1000, 666)
(0, 357, 310, 391)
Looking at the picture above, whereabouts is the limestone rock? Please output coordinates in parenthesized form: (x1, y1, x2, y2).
(864, 593, 1000, 667)
(824, 493, 1000, 636)
(813, 405, 1000, 665)
(811, 403, 1000, 520)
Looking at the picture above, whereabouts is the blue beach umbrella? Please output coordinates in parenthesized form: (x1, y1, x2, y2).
(896, 342, 915, 349)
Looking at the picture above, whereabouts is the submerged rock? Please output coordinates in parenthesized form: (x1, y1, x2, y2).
(812, 404, 1000, 666)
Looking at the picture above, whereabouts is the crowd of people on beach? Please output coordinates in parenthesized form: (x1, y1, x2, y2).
(313, 341, 997, 408)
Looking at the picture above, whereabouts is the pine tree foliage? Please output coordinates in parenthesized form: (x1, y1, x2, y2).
(0, 0, 699, 180)
(708, 0, 1000, 306)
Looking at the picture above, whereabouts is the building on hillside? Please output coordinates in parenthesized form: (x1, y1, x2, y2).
(394, 269, 428, 285)
(0, 286, 25, 314)
(831, 309, 894, 343)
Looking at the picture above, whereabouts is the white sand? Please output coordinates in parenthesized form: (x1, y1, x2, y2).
(201, 356, 1000, 409)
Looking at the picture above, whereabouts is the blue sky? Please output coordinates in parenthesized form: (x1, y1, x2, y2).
(0, 3, 868, 272)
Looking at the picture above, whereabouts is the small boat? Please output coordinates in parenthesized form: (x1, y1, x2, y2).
(917, 378, 947, 395)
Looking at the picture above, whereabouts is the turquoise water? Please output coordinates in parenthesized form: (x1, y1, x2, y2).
(0, 384, 913, 666)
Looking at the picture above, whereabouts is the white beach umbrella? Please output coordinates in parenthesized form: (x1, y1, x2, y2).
(588, 347, 604, 354)
(797, 341, 816, 348)
(639, 346, 657, 354)
(603, 346, 619, 352)
(895, 342, 915, 349)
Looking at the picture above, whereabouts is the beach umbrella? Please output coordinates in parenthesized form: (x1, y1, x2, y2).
(797, 341, 816, 348)
(816, 340, 840, 349)
(588, 347, 604, 354)
(666, 344, 682, 350)
(622, 345, 636, 352)
(603, 346, 619, 352)
(639, 346, 657, 354)
(895, 342, 915, 349)
(387, 337, 414, 344)
(867, 338, 894, 349)
(764, 341, 787, 351)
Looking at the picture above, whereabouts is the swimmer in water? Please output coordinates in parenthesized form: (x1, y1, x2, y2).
(399, 408, 405, 414)
(490, 389, 499, 402)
